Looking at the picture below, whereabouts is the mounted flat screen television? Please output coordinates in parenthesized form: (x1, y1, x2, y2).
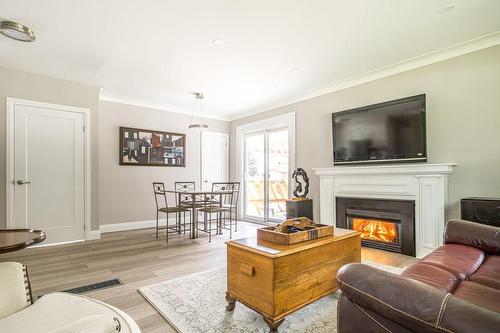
(332, 94, 426, 165)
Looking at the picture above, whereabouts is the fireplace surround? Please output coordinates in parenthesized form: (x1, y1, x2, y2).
(336, 197, 415, 256)
(314, 163, 456, 258)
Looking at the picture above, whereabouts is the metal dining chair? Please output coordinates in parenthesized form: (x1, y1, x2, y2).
(229, 182, 240, 232)
(153, 182, 190, 242)
(198, 183, 235, 241)
(212, 182, 240, 232)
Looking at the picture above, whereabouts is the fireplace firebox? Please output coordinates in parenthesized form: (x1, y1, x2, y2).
(336, 197, 415, 256)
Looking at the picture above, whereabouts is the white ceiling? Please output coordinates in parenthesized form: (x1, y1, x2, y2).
(1, 0, 499, 120)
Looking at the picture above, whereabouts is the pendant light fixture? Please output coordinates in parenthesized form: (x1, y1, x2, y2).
(0, 21, 36, 42)
(188, 92, 208, 131)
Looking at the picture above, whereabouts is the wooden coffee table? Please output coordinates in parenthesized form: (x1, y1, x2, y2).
(226, 228, 361, 332)
(0, 229, 46, 254)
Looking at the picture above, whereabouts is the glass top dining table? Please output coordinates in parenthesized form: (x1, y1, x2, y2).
(163, 189, 237, 239)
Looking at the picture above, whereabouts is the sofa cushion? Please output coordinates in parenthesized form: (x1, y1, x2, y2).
(0, 293, 136, 333)
(453, 281, 500, 312)
(470, 255, 500, 290)
(401, 262, 460, 292)
(420, 244, 484, 279)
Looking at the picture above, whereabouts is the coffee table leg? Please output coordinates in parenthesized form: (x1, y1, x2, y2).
(225, 292, 236, 311)
(263, 317, 284, 333)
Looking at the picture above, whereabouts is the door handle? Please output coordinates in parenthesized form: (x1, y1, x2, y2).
(17, 180, 32, 185)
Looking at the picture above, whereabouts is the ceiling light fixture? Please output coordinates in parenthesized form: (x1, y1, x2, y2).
(213, 39, 224, 45)
(290, 69, 300, 75)
(0, 20, 35, 42)
(439, 4, 456, 14)
(188, 92, 208, 131)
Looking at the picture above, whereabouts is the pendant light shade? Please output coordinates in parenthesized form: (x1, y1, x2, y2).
(188, 92, 208, 131)
(188, 123, 209, 131)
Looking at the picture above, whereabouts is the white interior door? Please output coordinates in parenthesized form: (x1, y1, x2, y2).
(201, 132, 229, 191)
(11, 102, 86, 244)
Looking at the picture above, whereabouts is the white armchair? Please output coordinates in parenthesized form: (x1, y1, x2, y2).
(0, 262, 140, 333)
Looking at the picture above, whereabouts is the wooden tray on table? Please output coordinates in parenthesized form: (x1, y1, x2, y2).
(257, 217, 333, 245)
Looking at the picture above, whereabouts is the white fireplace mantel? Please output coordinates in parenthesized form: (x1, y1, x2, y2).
(314, 163, 456, 258)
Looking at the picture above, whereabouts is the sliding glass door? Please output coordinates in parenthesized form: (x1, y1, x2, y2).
(244, 128, 289, 222)
(244, 132, 265, 219)
(268, 129, 289, 220)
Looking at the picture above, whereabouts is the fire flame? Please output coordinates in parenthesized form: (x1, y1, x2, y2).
(352, 218, 399, 244)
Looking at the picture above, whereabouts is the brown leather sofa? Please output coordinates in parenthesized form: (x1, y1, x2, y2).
(337, 219, 500, 333)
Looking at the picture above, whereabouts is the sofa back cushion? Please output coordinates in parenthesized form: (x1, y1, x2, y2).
(445, 219, 500, 255)
(420, 244, 484, 280)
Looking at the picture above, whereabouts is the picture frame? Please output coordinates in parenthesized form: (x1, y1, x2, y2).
(119, 126, 186, 167)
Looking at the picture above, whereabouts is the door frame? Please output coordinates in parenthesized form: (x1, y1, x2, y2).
(235, 112, 296, 223)
(6, 98, 92, 241)
(200, 131, 229, 189)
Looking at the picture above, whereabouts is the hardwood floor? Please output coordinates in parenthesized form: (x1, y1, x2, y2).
(0, 222, 417, 332)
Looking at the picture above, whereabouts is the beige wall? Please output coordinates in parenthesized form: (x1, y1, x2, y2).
(98, 101, 229, 225)
(230, 45, 500, 221)
(0, 67, 101, 230)
(1, 45, 498, 231)
(0, 66, 229, 231)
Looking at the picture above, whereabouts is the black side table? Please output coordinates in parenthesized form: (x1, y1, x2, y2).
(286, 199, 313, 221)
(461, 197, 500, 227)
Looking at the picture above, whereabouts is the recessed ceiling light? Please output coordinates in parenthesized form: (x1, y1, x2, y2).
(213, 39, 224, 45)
(0, 20, 35, 42)
(289, 69, 300, 75)
(439, 4, 456, 14)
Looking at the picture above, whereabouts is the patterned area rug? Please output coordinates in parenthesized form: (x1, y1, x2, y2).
(139, 261, 402, 333)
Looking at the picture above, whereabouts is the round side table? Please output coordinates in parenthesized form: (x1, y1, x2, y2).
(0, 229, 46, 254)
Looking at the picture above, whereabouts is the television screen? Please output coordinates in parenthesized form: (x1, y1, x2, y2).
(332, 94, 426, 164)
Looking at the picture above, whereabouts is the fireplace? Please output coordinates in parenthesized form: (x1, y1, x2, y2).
(336, 197, 415, 256)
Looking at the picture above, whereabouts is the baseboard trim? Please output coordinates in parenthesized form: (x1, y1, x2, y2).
(89, 230, 101, 240)
(99, 218, 177, 234)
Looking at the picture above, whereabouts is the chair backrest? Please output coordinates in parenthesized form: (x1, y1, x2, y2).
(0, 262, 32, 319)
(175, 182, 195, 192)
(211, 182, 235, 207)
(153, 182, 168, 210)
(232, 182, 241, 208)
(174, 182, 196, 205)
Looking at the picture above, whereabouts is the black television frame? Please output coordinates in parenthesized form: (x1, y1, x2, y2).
(332, 94, 427, 165)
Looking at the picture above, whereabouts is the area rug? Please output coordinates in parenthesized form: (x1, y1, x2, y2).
(139, 261, 403, 333)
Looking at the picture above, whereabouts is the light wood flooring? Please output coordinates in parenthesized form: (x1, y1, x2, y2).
(0, 222, 417, 332)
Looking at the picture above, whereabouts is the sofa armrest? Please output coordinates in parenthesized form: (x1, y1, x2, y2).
(337, 263, 500, 333)
(444, 219, 500, 254)
(48, 315, 121, 333)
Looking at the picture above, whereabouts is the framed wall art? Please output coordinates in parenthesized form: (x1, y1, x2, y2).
(119, 126, 186, 166)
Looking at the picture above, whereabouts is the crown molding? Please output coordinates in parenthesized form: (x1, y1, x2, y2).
(229, 31, 500, 121)
(99, 90, 230, 121)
